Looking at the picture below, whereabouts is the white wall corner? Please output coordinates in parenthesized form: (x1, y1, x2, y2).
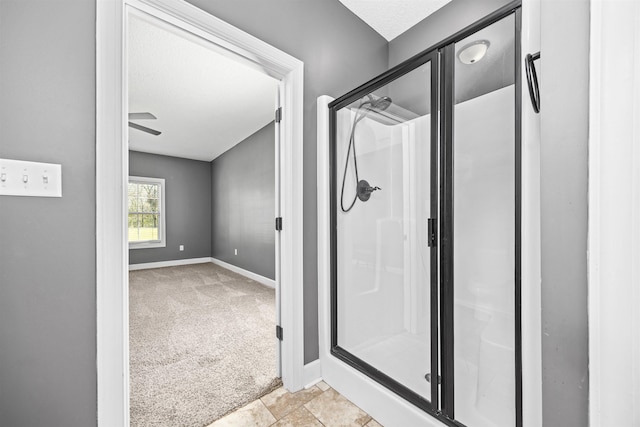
(316, 95, 333, 366)
(303, 359, 323, 389)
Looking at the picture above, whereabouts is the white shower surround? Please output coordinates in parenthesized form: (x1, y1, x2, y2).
(318, 97, 441, 426)
(317, 10, 542, 416)
(325, 85, 517, 427)
(318, 88, 539, 426)
(335, 109, 432, 400)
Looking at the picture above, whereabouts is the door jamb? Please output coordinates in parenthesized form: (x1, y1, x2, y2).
(588, 2, 640, 425)
(96, 1, 305, 425)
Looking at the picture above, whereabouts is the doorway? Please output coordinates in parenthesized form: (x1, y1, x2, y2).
(96, 1, 305, 425)
(126, 9, 282, 424)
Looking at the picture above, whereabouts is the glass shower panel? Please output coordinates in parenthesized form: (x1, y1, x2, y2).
(335, 60, 434, 401)
(452, 15, 516, 427)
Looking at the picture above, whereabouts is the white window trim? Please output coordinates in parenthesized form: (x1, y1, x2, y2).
(128, 176, 166, 249)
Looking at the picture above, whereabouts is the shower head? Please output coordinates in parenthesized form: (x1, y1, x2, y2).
(361, 94, 393, 112)
(371, 96, 392, 111)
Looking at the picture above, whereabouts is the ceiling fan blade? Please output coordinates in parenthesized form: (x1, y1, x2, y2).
(129, 122, 162, 136)
(128, 112, 157, 120)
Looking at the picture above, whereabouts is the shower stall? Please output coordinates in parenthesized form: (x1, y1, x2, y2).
(320, 3, 536, 427)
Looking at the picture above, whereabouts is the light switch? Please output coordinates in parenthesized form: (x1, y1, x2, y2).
(0, 158, 62, 197)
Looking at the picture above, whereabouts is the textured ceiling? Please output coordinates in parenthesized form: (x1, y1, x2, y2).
(128, 13, 278, 162)
(338, 0, 452, 41)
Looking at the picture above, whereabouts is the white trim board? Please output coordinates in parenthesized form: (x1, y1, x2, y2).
(129, 257, 276, 288)
(128, 257, 212, 271)
(210, 257, 276, 288)
(303, 359, 322, 389)
(588, 2, 640, 425)
(96, 1, 305, 425)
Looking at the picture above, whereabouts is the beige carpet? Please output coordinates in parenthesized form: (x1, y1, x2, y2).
(129, 263, 280, 427)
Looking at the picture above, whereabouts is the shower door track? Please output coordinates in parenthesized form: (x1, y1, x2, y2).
(328, 2, 523, 427)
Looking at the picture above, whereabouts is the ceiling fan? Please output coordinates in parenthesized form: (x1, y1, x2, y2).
(128, 112, 161, 136)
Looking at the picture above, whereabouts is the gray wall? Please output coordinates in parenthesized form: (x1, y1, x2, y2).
(129, 151, 212, 264)
(0, 0, 97, 426)
(211, 123, 275, 280)
(540, 0, 590, 425)
(185, 0, 389, 362)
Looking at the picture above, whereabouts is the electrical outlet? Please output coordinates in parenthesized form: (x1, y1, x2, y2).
(234, 249, 238, 255)
(179, 245, 184, 251)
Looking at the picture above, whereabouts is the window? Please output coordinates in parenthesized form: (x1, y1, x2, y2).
(128, 176, 166, 249)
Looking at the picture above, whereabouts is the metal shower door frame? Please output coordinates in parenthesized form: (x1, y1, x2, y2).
(329, 50, 441, 417)
(327, 2, 523, 426)
(437, 8, 523, 425)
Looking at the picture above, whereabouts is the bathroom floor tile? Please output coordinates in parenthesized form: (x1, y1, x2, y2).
(260, 385, 324, 419)
(271, 406, 324, 427)
(208, 399, 276, 427)
(315, 380, 331, 391)
(304, 388, 372, 427)
(210, 381, 382, 427)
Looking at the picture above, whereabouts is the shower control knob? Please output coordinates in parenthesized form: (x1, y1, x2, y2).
(357, 179, 381, 202)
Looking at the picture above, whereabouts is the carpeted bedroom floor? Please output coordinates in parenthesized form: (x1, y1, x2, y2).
(129, 263, 280, 427)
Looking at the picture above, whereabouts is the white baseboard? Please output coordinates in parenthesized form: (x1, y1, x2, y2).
(210, 257, 276, 288)
(303, 359, 322, 389)
(130, 257, 277, 289)
(128, 257, 212, 271)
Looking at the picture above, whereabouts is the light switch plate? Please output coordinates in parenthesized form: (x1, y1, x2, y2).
(0, 158, 62, 197)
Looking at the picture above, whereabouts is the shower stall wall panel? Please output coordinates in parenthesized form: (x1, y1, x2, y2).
(453, 84, 516, 427)
(336, 107, 432, 399)
(320, 94, 443, 427)
(331, 88, 518, 427)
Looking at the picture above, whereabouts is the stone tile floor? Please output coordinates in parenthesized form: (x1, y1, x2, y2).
(208, 381, 383, 427)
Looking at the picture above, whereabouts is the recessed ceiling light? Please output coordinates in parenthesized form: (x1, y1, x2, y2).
(457, 40, 490, 64)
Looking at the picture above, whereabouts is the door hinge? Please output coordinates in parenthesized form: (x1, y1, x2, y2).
(275, 217, 283, 231)
(427, 218, 437, 247)
(276, 325, 283, 341)
(275, 107, 282, 123)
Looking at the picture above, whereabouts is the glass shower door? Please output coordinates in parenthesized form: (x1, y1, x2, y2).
(331, 54, 439, 410)
(328, 8, 522, 426)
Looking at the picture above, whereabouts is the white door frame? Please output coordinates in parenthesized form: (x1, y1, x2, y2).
(588, 1, 640, 425)
(96, 1, 305, 425)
